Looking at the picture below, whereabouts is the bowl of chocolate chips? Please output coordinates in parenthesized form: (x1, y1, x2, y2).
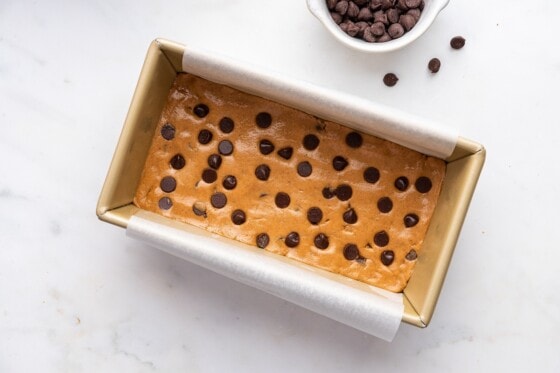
(307, 0, 450, 52)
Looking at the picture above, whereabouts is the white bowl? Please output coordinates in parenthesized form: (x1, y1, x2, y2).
(307, 0, 450, 53)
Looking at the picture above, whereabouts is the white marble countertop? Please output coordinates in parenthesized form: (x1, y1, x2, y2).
(1, 0, 559, 371)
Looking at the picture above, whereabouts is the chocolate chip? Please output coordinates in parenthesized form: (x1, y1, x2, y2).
(335, 0, 349, 15)
(285, 232, 300, 248)
(198, 129, 213, 144)
(297, 161, 313, 177)
(415, 176, 432, 193)
(399, 14, 416, 31)
(256, 112, 272, 128)
(231, 209, 247, 225)
(192, 201, 207, 217)
(314, 233, 330, 250)
(332, 156, 349, 171)
(222, 175, 237, 190)
(371, 22, 386, 36)
(387, 8, 400, 23)
(256, 233, 270, 248)
(322, 187, 335, 199)
(345, 132, 363, 148)
(160, 176, 177, 193)
(202, 168, 217, 184)
(255, 164, 271, 181)
(405, 0, 421, 7)
(374, 231, 389, 247)
(407, 8, 421, 21)
(331, 11, 343, 24)
(161, 123, 175, 140)
(303, 134, 320, 150)
(219, 117, 234, 133)
(335, 184, 353, 201)
(210, 192, 227, 208)
(428, 58, 441, 73)
(404, 213, 419, 227)
(218, 140, 234, 155)
(193, 104, 209, 118)
(275, 192, 291, 208)
(343, 208, 358, 224)
(357, 7, 373, 21)
(406, 249, 418, 261)
(388, 23, 404, 38)
(207, 154, 222, 170)
(277, 147, 293, 160)
(327, 0, 338, 10)
(259, 139, 275, 155)
(170, 154, 185, 170)
(394, 176, 409, 191)
(343, 244, 360, 260)
(450, 36, 466, 49)
(364, 167, 380, 183)
(347, 1, 360, 18)
(383, 73, 399, 87)
(158, 197, 173, 210)
(381, 250, 395, 266)
(377, 197, 393, 213)
(307, 207, 323, 225)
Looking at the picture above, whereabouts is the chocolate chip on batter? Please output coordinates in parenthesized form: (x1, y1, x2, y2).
(160, 176, 177, 193)
(170, 154, 185, 170)
(406, 249, 418, 261)
(218, 140, 234, 155)
(381, 250, 395, 266)
(210, 192, 227, 208)
(158, 197, 173, 210)
(193, 103, 209, 118)
(277, 147, 293, 160)
(259, 139, 275, 155)
(343, 244, 360, 260)
(314, 233, 330, 250)
(255, 164, 271, 181)
(404, 213, 419, 227)
(345, 132, 363, 148)
(275, 192, 291, 208)
(383, 73, 399, 87)
(374, 231, 389, 247)
(202, 168, 217, 184)
(307, 207, 323, 225)
(364, 167, 380, 183)
(219, 117, 235, 133)
(161, 123, 175, 140)
(343, 208, 358, 224)
(256, 233, 270, 249)
(377, 197, 393, 213)
(303, 134, 320, 150)
(231, 209, 247, 225)
(394, 176, 409, 191)
(297, 161, 313, 177)
(415, 176, 432, 193)
(192, 202, 207, 217)
(322, 187, 335, 199)
(207, 154, 222, 170)
(332, 156, 349, 171)
(335, 184, 353, 201)
(222, 175, 237, 190)
(450, 36, 466, 50)
(256, 112, 272, 128)
(285, 232, 300, 248)
(198, 129, 213, 144)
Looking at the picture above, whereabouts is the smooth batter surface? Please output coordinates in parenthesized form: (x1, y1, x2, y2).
(134, 73, 446, 292)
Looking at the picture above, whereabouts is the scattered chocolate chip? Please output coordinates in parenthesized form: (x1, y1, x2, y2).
(415, 176, 433, 193)
(343, 244, 360, 260)
(259, 139, 275, 155)
(345, 132, 363, 148)
(231, 209, 247, 225)
(364, 167, 380, 183)
(307, 207, 323, 225)
(275, 192, 291, 208)
(404, 213, 419, 227)
(219, 117, 235, 133)
(255, 164, 271, 181)
(374, 231, 389, 247)
(256, 233, 270, 248)
(201, 168, 217, 184)
(285, 232, 300, 248)
(256, 112, 272, 128)
(277, 147, 293, 160)
(394, 176, 409, 191)
(207, 154, 222, 170)
(198, 129, 213, 144)
(377, 197, 393, 213)
(428, 58, 441, 73)
(192, 202, 207, 217)
(383, 73, 399, 87)
(210, 192, 227, 208)
(343, 208, 358, 224)
(314, 233, 330, 250)
(158, 197, 173, 210)
(297, 161, 313, 177)
(450, 36, 466, 49)
(222, 175, 237, 190)
(406, 249, 418, 261)
(193, 104, 209, 118)
(170, 154, 185, 170)
(303, 134, 320, 150)
(335, 184, 353, 201)
(161, 123, 175, 140)
(381, 250, 395, 266)
(322, 187, 335, 199)
(160, 176, 177, 193)
(332, 156, 349, 171)
(218, 140, 234, 155)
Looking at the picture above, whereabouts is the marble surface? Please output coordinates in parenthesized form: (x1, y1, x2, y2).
(1, 0, 559, 371)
